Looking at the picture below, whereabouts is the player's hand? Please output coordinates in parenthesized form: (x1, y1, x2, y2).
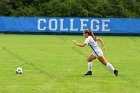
(72, 40, 77, 45)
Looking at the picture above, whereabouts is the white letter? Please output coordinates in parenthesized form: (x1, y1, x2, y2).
(38, 19, 46, 30)
(70, 19, 78, 31)
(80, 19, 88, 31)
(102, 20, 110, 31)
(91, 19, 99, 31)
(49, 19, 57, 31)
(60, 19, 68, 31)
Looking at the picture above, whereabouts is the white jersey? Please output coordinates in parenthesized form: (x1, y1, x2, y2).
(84, 36, 103, 57)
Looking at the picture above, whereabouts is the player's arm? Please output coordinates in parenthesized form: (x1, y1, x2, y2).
(73, 40, 86, 47)
(97, 38, 106, 51)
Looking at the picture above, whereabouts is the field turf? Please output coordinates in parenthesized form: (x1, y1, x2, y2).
(0, 34, 140, 93)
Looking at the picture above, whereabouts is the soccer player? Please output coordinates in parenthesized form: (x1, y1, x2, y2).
(73, 30, 118, 76)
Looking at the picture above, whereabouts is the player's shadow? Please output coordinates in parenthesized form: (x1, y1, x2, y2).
(69, 74, 115, 78)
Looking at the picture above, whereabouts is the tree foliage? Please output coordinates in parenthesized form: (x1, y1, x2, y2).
(0, 0, 139, 17)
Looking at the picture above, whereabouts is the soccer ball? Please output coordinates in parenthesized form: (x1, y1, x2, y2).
(16, 67, 23, 74)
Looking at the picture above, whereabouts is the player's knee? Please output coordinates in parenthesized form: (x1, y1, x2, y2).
(87, 58, 92, 62)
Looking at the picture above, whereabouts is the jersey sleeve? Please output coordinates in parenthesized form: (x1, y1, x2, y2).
(84, 37, 90, 45)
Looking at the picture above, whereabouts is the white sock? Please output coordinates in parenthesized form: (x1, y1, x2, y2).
(106, 63, 115, 72)
(88, 62, 92, 71)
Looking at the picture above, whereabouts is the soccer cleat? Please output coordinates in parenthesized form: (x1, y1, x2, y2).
(84, 71, 92, 75)
(114, 69, 118, 76)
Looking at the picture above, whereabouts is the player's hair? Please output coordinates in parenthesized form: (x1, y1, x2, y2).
(84, 30, 97, 41)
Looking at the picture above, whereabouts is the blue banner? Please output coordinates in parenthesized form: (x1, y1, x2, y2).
(0, 17, 140, 34)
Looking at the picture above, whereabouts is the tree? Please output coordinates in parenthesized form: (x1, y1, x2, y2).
(0, 0, 139, 17)
(0, 0, 11, 16)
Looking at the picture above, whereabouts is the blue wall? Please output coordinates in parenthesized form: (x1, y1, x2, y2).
(0, 17, 140, 34)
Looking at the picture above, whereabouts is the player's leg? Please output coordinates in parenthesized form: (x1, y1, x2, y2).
(97, 55, 118, 76)
(84, 54, 96, 75)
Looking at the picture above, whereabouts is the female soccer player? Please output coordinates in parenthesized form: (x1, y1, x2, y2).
(73, 30, 118, 76)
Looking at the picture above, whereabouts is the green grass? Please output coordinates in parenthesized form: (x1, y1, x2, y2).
(0, 34, 140, 93)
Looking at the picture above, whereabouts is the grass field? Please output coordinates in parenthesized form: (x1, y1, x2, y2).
(0, 34, 140, 93)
